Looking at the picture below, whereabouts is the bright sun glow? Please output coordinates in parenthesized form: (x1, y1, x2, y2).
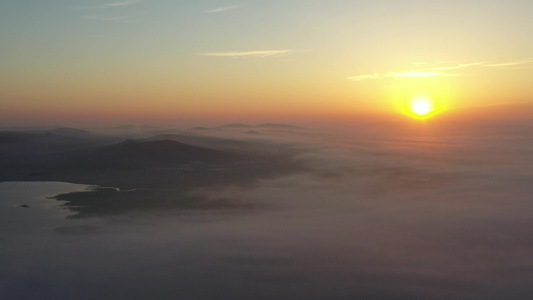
(408, 98, 435, 117)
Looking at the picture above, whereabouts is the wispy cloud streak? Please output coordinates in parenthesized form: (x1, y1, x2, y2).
(346, 74, 381, 82)
(83, 14, 138, 22)
(80, 0, 143, 10)
(431, 62, 487, 71)
(348, 71, 444, 82)
(80, 1, 143, 22)
(205, 5, 240, 14)
(485, 58, 533, 68)
(348, 58, 533, 82)
(393, 71, 440, 78)
(199, 50, 297, 58)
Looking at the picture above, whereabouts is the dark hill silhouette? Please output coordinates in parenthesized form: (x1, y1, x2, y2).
(105, 125, 158, 130)
(0, 129, 308, 216)
(47, 127, 93, 136)
(0, 130, 117, 160)
(218, 123, 252, 128)
(142, 134, 302, 158)
(1, 129, 307, 198)
(65, 139, 243, 170)
(191, 126, 211, 131)
(0, 131, 37, 144)
(245, 130, 262, 135)
(0, 131, 83, 145)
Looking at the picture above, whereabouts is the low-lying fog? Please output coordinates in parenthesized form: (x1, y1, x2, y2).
(2, 120, 533, 299)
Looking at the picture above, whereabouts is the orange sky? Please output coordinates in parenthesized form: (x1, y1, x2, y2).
(1, 1, 533, 126)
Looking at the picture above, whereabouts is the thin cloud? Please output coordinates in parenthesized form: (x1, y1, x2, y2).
(83, 14, 138, 22)
(348, 58, 533, 82)
(430, 60, 533, 71)
(393, 71, 440, 78)
(199, 50, 297, 58)
(485, 58, 533, 68)
(346, 74, 381, 82)
(431, 62, 486, 71)
(348, 71, 443, 82)
(80, 0, 143, 10)
(79, 0, 143, 21)
(205, 5, 240, 14)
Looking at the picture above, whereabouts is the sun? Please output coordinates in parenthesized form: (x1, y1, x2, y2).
(410, 99, 432, 115)
(407, 97, 436, 118)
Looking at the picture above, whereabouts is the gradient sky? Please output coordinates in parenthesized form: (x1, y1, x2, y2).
(1, 0, 533, 125)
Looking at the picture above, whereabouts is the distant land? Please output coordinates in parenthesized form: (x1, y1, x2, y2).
(219, 123, 253, 128)
(255, 123, 301, 129)
(0, 127, 307, 217)
(245, 131, 262, 135)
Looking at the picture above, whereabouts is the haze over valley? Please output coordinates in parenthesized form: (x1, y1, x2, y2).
(2, 1, 533, 299)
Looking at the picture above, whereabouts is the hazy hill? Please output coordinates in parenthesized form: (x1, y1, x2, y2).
(44, 127, 93, 136)
(0, 129, 117, 160)
(61, 139, 243, 171)
(255, 123, 301, 129)
(105, 125, 158, 130)
(245, 130, 262, 135)
(190, 123, 301, 131)
(191, 126, 212, 131)
(0, 127, 300, 217)
(0, 130, 306, 191)
(218, 123, 253, 128)
(143, 133, 302, 158)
